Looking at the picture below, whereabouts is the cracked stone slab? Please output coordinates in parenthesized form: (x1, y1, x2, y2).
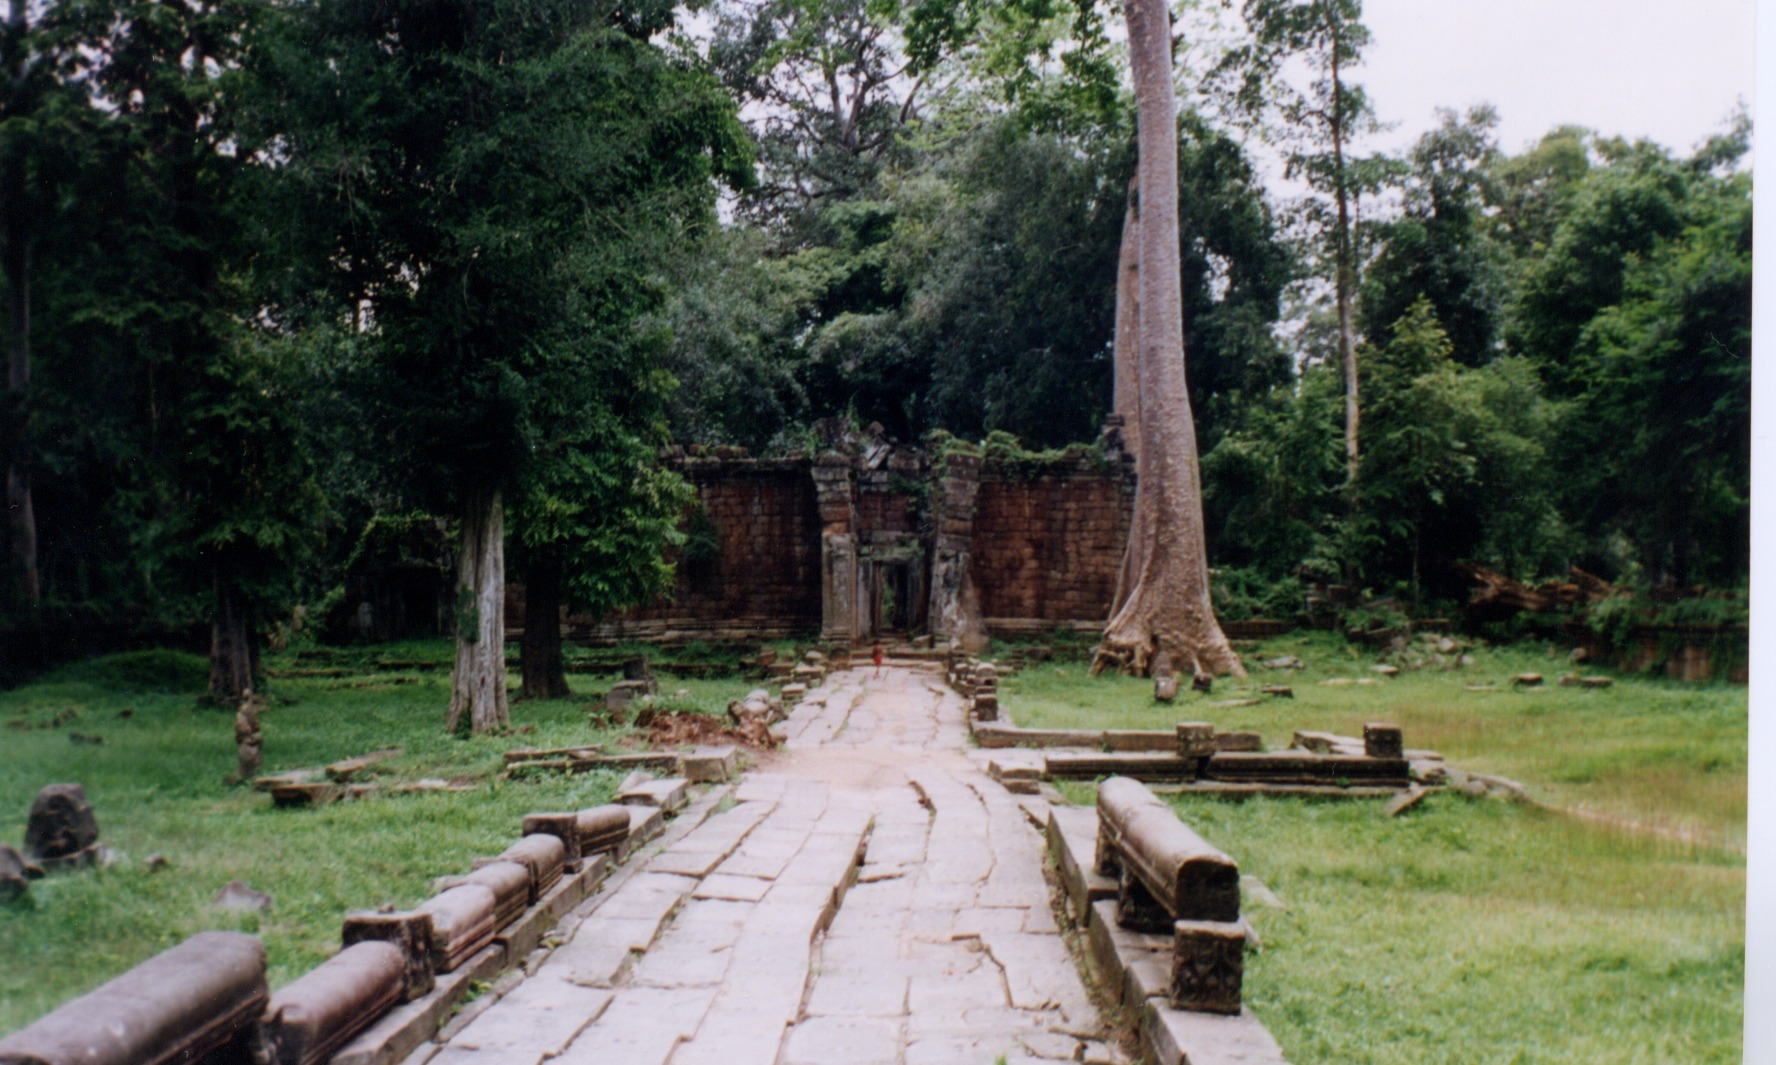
(443, 974, 611, 1057)
(781, 1016, 903, 1065)
(692, 873, 774, 902)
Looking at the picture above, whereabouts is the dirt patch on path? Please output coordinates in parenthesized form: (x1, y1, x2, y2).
(751, 744, 972, 791)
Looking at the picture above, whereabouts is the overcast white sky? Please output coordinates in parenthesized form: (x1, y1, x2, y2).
(1356, 0, 1755, 158)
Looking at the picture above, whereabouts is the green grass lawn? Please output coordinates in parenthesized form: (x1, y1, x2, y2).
(1030, 633, 1746, 1063)
(0, 641, 752, 1035)
(1009, 632, 1747, 849)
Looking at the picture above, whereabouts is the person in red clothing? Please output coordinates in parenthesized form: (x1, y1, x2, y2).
(871, 642, 885, 677)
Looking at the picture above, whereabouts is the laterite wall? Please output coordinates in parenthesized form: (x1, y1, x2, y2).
(583, 460, 823, 639)
(970, 470, 1133, 623)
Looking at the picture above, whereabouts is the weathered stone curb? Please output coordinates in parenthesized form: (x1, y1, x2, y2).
(1046, 803, 1289, 1065)
(329, 782, 729, 1065)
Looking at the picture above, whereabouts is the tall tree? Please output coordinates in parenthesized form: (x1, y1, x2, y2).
(1217, 0, 1384, 484)
(0, 0, 48, 607)
(42, 0, 322, 701)
(712, 0, 925, 236)
(1360, 106, 1508, 368)
(1095, 0, 1241, 680)
(266, 0, 749, 731)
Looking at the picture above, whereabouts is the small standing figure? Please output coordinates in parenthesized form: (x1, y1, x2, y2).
(872, 642, 885, 678)
(233, 688, 265, 785)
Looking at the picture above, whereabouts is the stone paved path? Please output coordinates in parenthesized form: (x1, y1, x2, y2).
(422, 665, 1120, 1065)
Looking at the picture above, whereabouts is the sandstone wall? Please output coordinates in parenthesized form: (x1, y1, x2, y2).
(970, 470, 1133, 628)
(579, 460, 823, 640)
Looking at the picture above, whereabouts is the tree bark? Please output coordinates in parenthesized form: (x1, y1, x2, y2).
(519, 553, 571, 700)
(1112, 175, 1142, 464)
(1109, 175, 1146, 617)
(447, 489, 510, 734)
(209, 570, 261, 703)
(1095, 0, 1243, 681)
(3, 5, 37, 605)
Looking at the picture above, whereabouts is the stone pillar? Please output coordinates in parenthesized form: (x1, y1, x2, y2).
(813, 455, 858, 644)
(928, 452, 984, 648)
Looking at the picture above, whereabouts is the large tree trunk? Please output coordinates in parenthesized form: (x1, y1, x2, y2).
(1109, 175, 1145, 616)
(1112, 175, 1142, 463)
(3, 57, 37, 606)
(209, 569, 261, 703)
(519, 554, 571, 700)
(447, 489, 509, 734)
(1095, 0, 1243, 681)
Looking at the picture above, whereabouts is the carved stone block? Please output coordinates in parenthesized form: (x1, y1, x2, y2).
(1097, 776, 1240, 924)
(1364, 722, 1404, 760)
(1116, 865, 1174, 935)
(261, 941, 407, 1065)
(1170, 920, 1245, 1014)
(576, 805, 631, 856)
(1174, 723, 1216, 759)
(341, 910, 436, 1001)
(0, 930, 265, 1065)
(521, 812, 582, 862)
(417, 885, 496, 972)
(485, 834, 566, 904)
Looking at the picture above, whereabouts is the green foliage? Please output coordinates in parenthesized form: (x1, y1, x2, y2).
(1502, 132, 1750, 584)
(1360, 107, 1511, 367)
(1208, 566, 1306, 622)
(1346, 297, 1566, 594)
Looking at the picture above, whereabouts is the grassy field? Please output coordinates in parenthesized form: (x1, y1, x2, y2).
(0, 641, 755, 1035)
(1029, 633, 1746, 1063)
(1009, 631, 1747, 849)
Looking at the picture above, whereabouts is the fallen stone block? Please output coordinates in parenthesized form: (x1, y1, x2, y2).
(261, 941, 407, 1065)
(617, 778, 689, 813)
(271, 782, 345, 808)
(0, 931, 265, 1065)
(212, 879, 273, 912)
(682, 746, 740, 784)
(1384, 786, 1428, 818)
(1207, 750, 1410, 788)
(23, 783, 100, 871)
(253, 768, 325, 792)
(325, 748, 403, 783)
(0, 844, 36, 905)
